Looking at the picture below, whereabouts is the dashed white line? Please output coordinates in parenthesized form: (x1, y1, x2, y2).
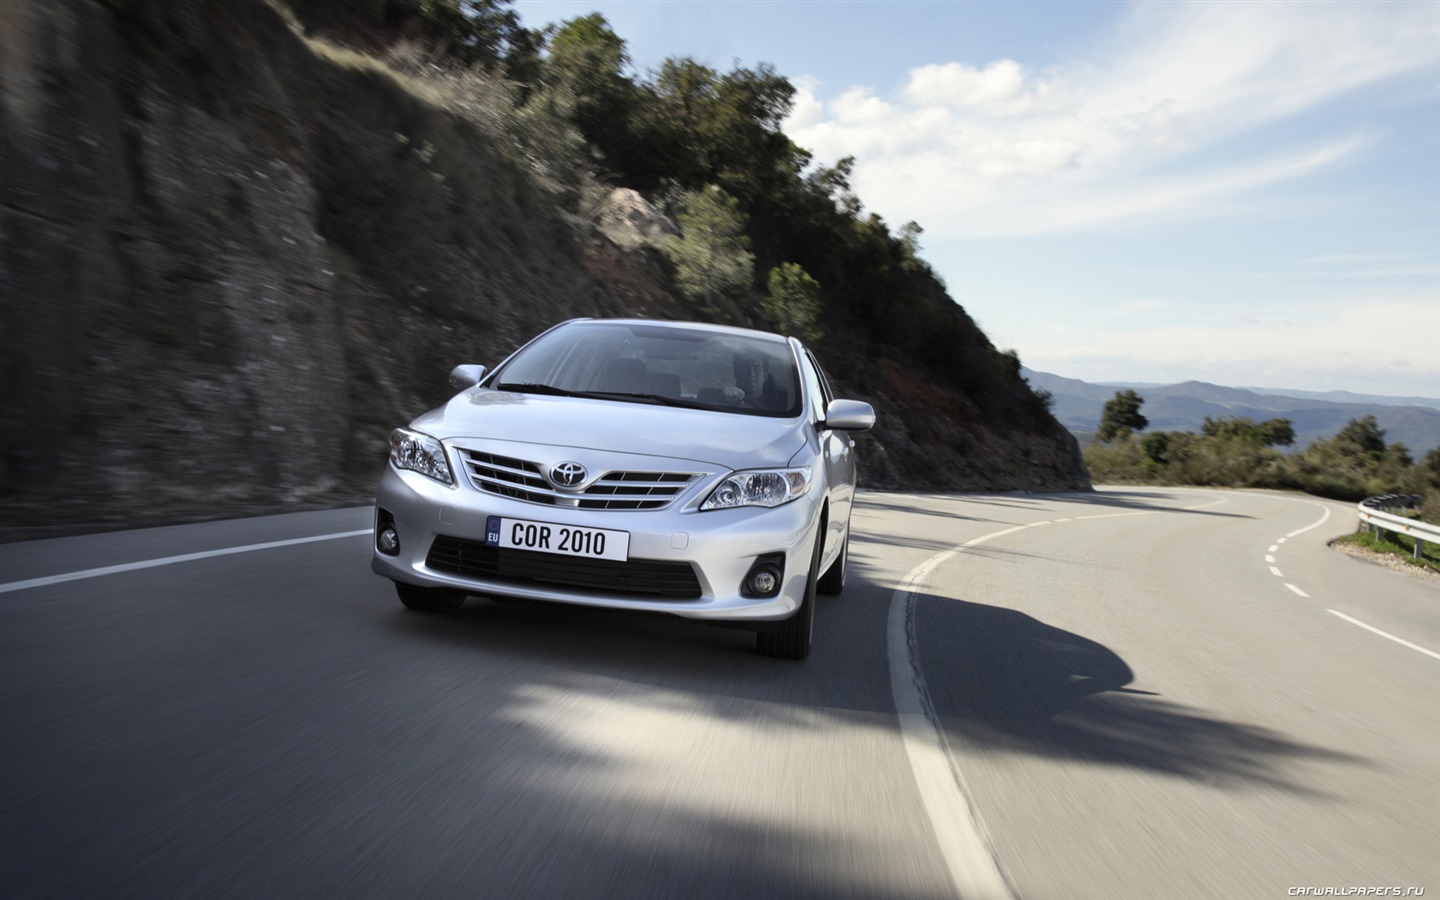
(1328, 610, 1440, 661)
(1266, 502, 1337, 598)
(1268, 501, 1437, 659)
(0, 530, 373, 594)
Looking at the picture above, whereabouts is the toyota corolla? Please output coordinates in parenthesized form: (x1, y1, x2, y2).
(371, 318, 875, 659)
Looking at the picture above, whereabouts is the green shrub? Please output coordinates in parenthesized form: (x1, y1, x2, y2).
(1085, 415, 1439, 517)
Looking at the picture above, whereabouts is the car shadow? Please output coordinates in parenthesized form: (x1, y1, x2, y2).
(909, 592, 1361, 796)
(381, 568, 1362, 799)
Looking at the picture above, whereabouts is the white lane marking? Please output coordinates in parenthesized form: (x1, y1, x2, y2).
(1328, 610, 1440, 661)
(0, 530, 373, 594)
(889, 530, 1018, 900)
(1286, 505, 1332, 538)
(1265, 502, 1335, 601)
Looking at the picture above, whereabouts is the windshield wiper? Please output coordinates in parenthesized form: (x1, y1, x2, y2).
(495, 383, 708, 408)
(494, 382, 576, 397)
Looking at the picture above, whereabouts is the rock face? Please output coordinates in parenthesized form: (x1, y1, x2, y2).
(0, 0, 1087, 534)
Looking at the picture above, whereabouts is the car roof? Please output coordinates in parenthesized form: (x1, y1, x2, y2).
(563, 318, 792, 344)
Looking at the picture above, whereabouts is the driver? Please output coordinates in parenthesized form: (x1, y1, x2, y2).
(723, 353, 784, 410)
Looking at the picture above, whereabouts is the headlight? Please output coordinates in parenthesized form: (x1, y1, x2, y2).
(389, 428, 454, 486)
(701, 467, 810, 510)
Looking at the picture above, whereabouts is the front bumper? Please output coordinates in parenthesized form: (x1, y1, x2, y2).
(371, 462, 819, 623)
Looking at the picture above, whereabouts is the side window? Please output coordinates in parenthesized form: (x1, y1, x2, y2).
(809, 351, 836, 406)
(799, 349, 831, 422)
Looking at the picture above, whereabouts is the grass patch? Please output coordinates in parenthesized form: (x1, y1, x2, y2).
(1335, 529, 1440, 574)
(299, 33, 448, 108)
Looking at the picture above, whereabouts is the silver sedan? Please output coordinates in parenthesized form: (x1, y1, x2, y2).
(371, 318, 875, 659)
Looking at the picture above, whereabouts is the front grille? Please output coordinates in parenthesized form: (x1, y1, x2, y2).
(458, 450, 698, 510)
(426, 536, 703, 600)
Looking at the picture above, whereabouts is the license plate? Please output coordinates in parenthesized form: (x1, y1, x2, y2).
(485, 516, 630, 562)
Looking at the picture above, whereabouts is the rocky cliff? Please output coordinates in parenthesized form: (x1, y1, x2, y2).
(0, 0, 1088, 536)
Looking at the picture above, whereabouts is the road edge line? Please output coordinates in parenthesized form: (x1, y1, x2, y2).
(1327, 609, 1440, 661)
(888, 538, 1018, 900)
(0, 529, 373, 594)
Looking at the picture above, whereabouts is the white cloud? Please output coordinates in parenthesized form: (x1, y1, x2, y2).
(901, 60, 1033, 113)
(782, 0, 1440, 237)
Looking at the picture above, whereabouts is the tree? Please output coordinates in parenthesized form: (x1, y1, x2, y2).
(1259, 418, 1296, 447)
(365, 0, 526, 69)
(805, 156, 861, 219)
(667, 185, 754, 317)
(1140, 431, 1173, 465)
(1336, 415, 1387, 456)
(540, 14, 637, 167)
(762, 262, 822, 340)
(1097, 390, 1148, 442)
(636, 58, 802, 204)
(1200, 416, 1295, 447)
(897, 221, 925, 272)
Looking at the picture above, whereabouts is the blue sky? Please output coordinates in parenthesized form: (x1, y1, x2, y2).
(512, 0, 1440, 397)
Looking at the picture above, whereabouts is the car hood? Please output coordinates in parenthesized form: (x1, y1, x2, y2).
(410, 389, 807, 470)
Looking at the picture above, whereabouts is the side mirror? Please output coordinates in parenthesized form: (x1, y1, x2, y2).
(449, 364, 487, 391)
(824, 398, 876, 432)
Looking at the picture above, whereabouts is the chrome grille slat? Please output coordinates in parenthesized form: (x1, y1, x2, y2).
(457, 449, 699, 510)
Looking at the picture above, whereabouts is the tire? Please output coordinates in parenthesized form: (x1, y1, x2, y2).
(757, 531, 821, 660)
(395, 581, 466, 613)
(816, 524, 848, 596)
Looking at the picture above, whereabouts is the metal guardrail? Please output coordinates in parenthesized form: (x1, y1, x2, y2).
(1357, 494, 1439, 560)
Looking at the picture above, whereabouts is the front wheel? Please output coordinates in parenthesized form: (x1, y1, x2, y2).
(394, 581, 466, 613)
(757, 532, 820, 660)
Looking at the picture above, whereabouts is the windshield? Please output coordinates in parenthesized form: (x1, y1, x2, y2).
(491, 321, 803, 417)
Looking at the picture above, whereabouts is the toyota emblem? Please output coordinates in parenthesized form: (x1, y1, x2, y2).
(550, 461, 587, 488)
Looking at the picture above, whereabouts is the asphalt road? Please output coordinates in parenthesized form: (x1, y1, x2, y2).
(1, 488, 1435, 899)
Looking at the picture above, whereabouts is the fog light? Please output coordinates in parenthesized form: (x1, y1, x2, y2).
(378, 527, 400, 555)
(741, 553, 785, 598)
(750, 569, 778, 595)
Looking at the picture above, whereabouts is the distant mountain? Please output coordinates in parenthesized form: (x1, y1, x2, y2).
(1023, 369, 1440, 453)
(1239, 387, 1440, 411)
